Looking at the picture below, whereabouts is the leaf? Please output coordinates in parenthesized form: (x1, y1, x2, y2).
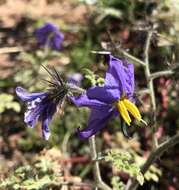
(137, 174, 144, 185)
(134, 154, 162, 183)
(111, 176, 125, 190)
(105, 149, 144, 186)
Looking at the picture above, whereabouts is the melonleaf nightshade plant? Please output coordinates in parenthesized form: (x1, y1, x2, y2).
(71, 55, 147, 139)
(16, 67, 76, 140)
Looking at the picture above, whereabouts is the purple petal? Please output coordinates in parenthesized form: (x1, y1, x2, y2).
(124, 63, 135, 96)
(34, 23, 59, 36)
(105, 55, 126, 88)
(50, 35, 64, 50)
(41, 103, 57, 140)
(42, 117, 51, 140)
(77, 107, 115, 139)
(67, 73, 83, 87)
(24, 104, 42, 128)
(70, 94, 110, 109)
(87, 86, 120, 104)
(16, 87, 47, 102)
(105, 55, 135, 96)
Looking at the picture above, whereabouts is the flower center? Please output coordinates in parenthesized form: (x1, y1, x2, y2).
(115, 98, 143, 126)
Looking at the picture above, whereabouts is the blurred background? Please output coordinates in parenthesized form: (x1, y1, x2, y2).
(0, 0, 179, 189)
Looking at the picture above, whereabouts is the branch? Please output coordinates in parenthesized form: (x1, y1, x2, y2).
(118, 49, 146, 67)
(126, 31, 176, 190)
(89, 136, 112, 190)
(126, 132, 179, 190)
(143, 31, 158, 148)
(105, 30, 146, 67)
(135, 88, 150, 96)
(150, 70, 174, 80)
(91, 49, 146, 67)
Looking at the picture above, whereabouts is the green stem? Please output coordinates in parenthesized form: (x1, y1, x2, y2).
(143, 31, 158, 148)
(150, 70, 173, 80)
(89, 136, 112, 190)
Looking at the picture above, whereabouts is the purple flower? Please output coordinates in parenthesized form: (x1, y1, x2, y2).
(67, 73, 83, 87)
(16, 68, 68, 140)
(34, 23, 64, 51)
(71, 55, 146, 139)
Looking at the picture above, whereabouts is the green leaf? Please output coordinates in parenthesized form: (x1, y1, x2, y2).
(111, 176, 125, 190)
(137, 174, 144, 185)
(105, 149, 144, 186)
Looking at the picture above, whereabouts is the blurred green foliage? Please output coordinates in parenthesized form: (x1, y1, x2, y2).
(0, 158, 62, 190)
(83, 68, 104, 86)
(0, 93, 20, 113)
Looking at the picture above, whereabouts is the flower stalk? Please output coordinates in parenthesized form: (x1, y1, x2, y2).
(89, 135, 112, 190)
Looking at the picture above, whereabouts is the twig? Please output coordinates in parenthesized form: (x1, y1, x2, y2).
(150, 70, 174, 80)
(135, 88, 150, 96)
(106, 29, 119, 54)
(106, 30, 146, 67)
(62, 132, 71, 154)
(0, 47, 23, 54)
(91, 49, 146, 67)
(118, 48, 146, 67)
(91, 50, 111, 55)
(126, 132, 179, 190)
(126, 30, 175, 190)
(126, 30, 156, 190)
(89, 135, 112, 190)
(143, 30, 158, 148)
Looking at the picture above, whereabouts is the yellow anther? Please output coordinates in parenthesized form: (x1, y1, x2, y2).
(116, 100, 131, 126)
(123, 99, 141, 122)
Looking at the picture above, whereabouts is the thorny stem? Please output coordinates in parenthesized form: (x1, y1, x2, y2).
(126, 31, 176, 190)
(119, 49, 146, 67)
(91, 49, 146, 67)
(143, 31, 158, 148)
(126, 31, 156, 190)
(89, 136, 112, 190)
(126, 132, 179, 190)
(106, 30, 146, 67)
(150, 70, 174, 80)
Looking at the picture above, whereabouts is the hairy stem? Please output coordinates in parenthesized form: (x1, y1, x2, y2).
(106, 29, 146, 67)
(89, 136, 112, 190)
(119, 49, 146, 67)
(143, 31, 158, 148)
(150, 70, 173, 80)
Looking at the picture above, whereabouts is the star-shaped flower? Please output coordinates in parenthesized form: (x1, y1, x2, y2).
(71, 55, 146, 139)
(16, 68, 68, 140)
